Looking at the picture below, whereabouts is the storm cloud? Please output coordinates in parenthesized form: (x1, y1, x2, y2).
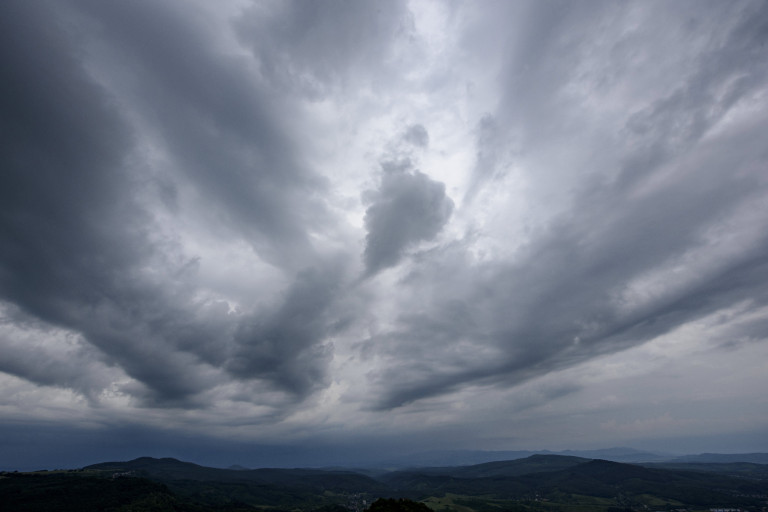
(363, 159, 454, 275)
(1, 0, 767, 468)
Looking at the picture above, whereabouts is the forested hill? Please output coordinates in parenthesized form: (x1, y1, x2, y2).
(85, 456, 385, 491)
(382, 454, 591, 478)
(2, 454, 766, 512)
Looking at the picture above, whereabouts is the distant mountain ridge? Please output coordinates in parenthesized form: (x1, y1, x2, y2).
(384, 454, 591, 478)
(556, 446, 671, 462)
(82, 454, 768, 490)
(82, 449, 768, 472)
(669, 452, 768, 464)
(378, 447, 677, 467)
(373, 447, 768, 468)
(85, 456, 386, 491)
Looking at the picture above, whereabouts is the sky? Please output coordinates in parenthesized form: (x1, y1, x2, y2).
(1, 0, 768, 471)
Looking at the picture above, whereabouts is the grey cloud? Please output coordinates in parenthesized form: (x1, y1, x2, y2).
(365, 2, 768, 409)
(0, 310, 111, 401)
(403, 124, 429, 148)
(615, 1, 768, 191)
(228, 264, 343, 398)
(0, 0, 341, 407)
(236, 0, 411, 99)
(363, 163, 454, 275)
(464, 115, 508, 203)
(0, 1, 155, 392)
(370, 125, 768, 409)
(76, 0, 331, 272)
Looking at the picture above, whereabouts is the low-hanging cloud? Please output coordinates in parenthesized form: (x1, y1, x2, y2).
(363, 162, 454, 276)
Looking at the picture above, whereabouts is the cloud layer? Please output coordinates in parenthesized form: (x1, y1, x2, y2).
(1, 0, 767, 466)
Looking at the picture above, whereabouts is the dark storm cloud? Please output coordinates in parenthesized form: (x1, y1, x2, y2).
(363, 161, 454, 275)
(0, 1, 169, 397)
(0, 0, 343, 407)
(228, 264, 343, 398)
(76, 0, 330, 271)
(366, 0, 768, 410)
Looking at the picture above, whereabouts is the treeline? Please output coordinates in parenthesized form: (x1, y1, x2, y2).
(0, 472, 429, 512)
(0, 472, 187, 511)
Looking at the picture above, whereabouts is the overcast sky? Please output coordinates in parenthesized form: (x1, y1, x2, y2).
(2, 0, 768, 470)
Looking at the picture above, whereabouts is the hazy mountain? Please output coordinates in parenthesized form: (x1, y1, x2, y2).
(377, 448, 768, 468)
(669, 452, 768, 464)
(556, 447, 671, 462)
(384, 454, 590, 478)
(377, 450, 540, 468)
(642, 461, 768, 479)
(377, 447, 668, 467)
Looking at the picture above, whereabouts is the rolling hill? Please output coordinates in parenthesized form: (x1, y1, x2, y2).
(2, 454, 766, 512)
